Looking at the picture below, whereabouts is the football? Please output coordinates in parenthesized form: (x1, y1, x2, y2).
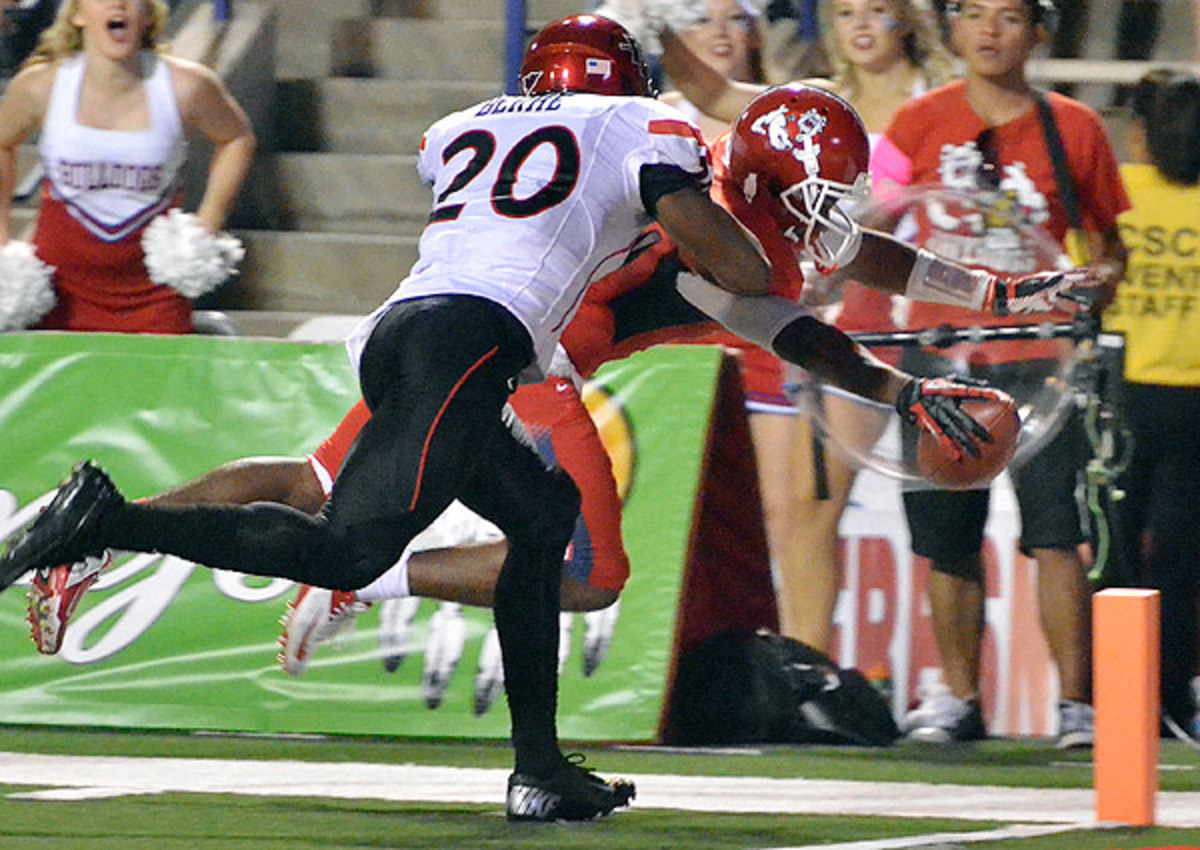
(916, 397, 1021, 490)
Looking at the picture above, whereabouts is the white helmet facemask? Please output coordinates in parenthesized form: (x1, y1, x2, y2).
(780, 172, 870, 274)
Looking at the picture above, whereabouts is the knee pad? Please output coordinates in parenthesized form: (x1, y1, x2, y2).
(509, 467, 580, 552)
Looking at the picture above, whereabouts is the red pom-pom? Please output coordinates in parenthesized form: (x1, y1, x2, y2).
(917, 397, 1020, 490)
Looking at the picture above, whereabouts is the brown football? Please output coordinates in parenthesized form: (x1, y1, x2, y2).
(917, 397, 1021, 490)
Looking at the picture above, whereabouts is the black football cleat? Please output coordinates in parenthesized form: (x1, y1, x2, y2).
(506, 754, 635, 822)
(0, 461, 124, 593)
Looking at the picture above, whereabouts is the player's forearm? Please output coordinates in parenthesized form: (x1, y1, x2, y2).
(852, 230, 995, 310)
(194, 132, 256, 233)
(675, 272, 907, 404)
(857, 228, 1113, 316)
(771, 315, 909, 405)
(842, 230, 917, 296)
(656, 188, 770, 296)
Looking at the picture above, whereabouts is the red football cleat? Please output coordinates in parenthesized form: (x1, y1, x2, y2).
(26, 550, 113, 655)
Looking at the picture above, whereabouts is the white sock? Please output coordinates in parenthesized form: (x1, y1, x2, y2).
(357, 548, 412, 602)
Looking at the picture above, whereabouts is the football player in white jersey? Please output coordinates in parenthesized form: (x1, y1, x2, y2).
(0, 14, 773, 823)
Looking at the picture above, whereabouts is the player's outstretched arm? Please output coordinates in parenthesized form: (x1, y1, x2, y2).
(676, 270, 905, 403)
(676, 273, 1005, 458)
(654, 186, 771, 297)
(847, 230, 1110, 316)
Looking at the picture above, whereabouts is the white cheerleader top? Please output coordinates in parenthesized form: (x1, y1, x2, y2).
(39, 52, 187, 243)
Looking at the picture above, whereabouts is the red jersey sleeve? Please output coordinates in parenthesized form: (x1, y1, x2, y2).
(560, 224, 678, 378)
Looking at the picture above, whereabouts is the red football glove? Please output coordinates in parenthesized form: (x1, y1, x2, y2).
(987, 267, 1102, 317)
(895, 376, 1011, 461)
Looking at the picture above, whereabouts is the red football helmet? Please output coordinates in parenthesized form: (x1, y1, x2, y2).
(727, 84, 871, 273)
(519, 14, 655, 98)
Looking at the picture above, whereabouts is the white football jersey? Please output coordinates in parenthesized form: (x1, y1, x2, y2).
(347, 91, 709, 374)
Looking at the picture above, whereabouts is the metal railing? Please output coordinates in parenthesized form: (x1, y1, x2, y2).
(504, 0, 527, 95)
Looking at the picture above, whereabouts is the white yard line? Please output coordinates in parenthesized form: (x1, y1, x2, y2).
(2, 752, 1200, 829)
(764, 823, 1085, 850)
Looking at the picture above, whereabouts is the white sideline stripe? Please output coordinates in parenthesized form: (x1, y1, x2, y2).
(764, 823, 1080, 850)
(11, 787, 156, 801)
(2, 752, 1200, 828)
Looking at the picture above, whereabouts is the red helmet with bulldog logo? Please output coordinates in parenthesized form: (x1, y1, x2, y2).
(728, 84, 870, 273)
(520, 14, 656, 98)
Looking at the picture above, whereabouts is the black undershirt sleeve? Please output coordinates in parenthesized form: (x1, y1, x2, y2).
(610, 251, 709, 342)
(638, 163, 705, 216)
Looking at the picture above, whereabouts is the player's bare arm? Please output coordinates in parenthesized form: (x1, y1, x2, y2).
(774, 314, 909, 405)
(843, 228, 1109, 316)
(654, 185, 771, 297)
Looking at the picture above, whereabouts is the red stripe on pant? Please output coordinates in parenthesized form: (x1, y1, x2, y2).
(409, 345, 499, 511)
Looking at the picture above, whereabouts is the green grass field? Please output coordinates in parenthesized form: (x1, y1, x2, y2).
(1, 727, 1199, 849)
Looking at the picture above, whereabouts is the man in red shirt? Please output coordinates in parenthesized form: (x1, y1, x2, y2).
(871, 0, 1129, 749)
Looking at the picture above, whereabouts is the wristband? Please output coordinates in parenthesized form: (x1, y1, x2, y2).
(904, 248, 993, 311)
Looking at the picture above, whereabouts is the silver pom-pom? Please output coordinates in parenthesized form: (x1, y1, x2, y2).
(643, 0, 713, 40)
(594, 1, 655, 51)
(595, 0, 712, 55)
(141, 209, 245, 299)
(0, 240, 56, 331)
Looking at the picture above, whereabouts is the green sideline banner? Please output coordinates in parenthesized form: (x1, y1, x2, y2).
(0, 333, 771, 741)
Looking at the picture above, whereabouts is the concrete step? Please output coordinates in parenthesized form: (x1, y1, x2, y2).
(229, 230, 418, 314)
(275, 78, 497, 154)
(277, 0, 599, 80)
(261, 153, 427, 235)
(331, 18, 507, 81)
(275, 0, 372, 79)
(372, 0, 589, 23)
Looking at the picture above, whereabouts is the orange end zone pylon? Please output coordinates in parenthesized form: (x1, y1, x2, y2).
(1093, 588, 1160, 826)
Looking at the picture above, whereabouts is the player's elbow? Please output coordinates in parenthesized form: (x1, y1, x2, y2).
(709, 253, 770, 297)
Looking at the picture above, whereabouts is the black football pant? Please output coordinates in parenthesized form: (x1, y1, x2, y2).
(106, 295, 578, 776)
